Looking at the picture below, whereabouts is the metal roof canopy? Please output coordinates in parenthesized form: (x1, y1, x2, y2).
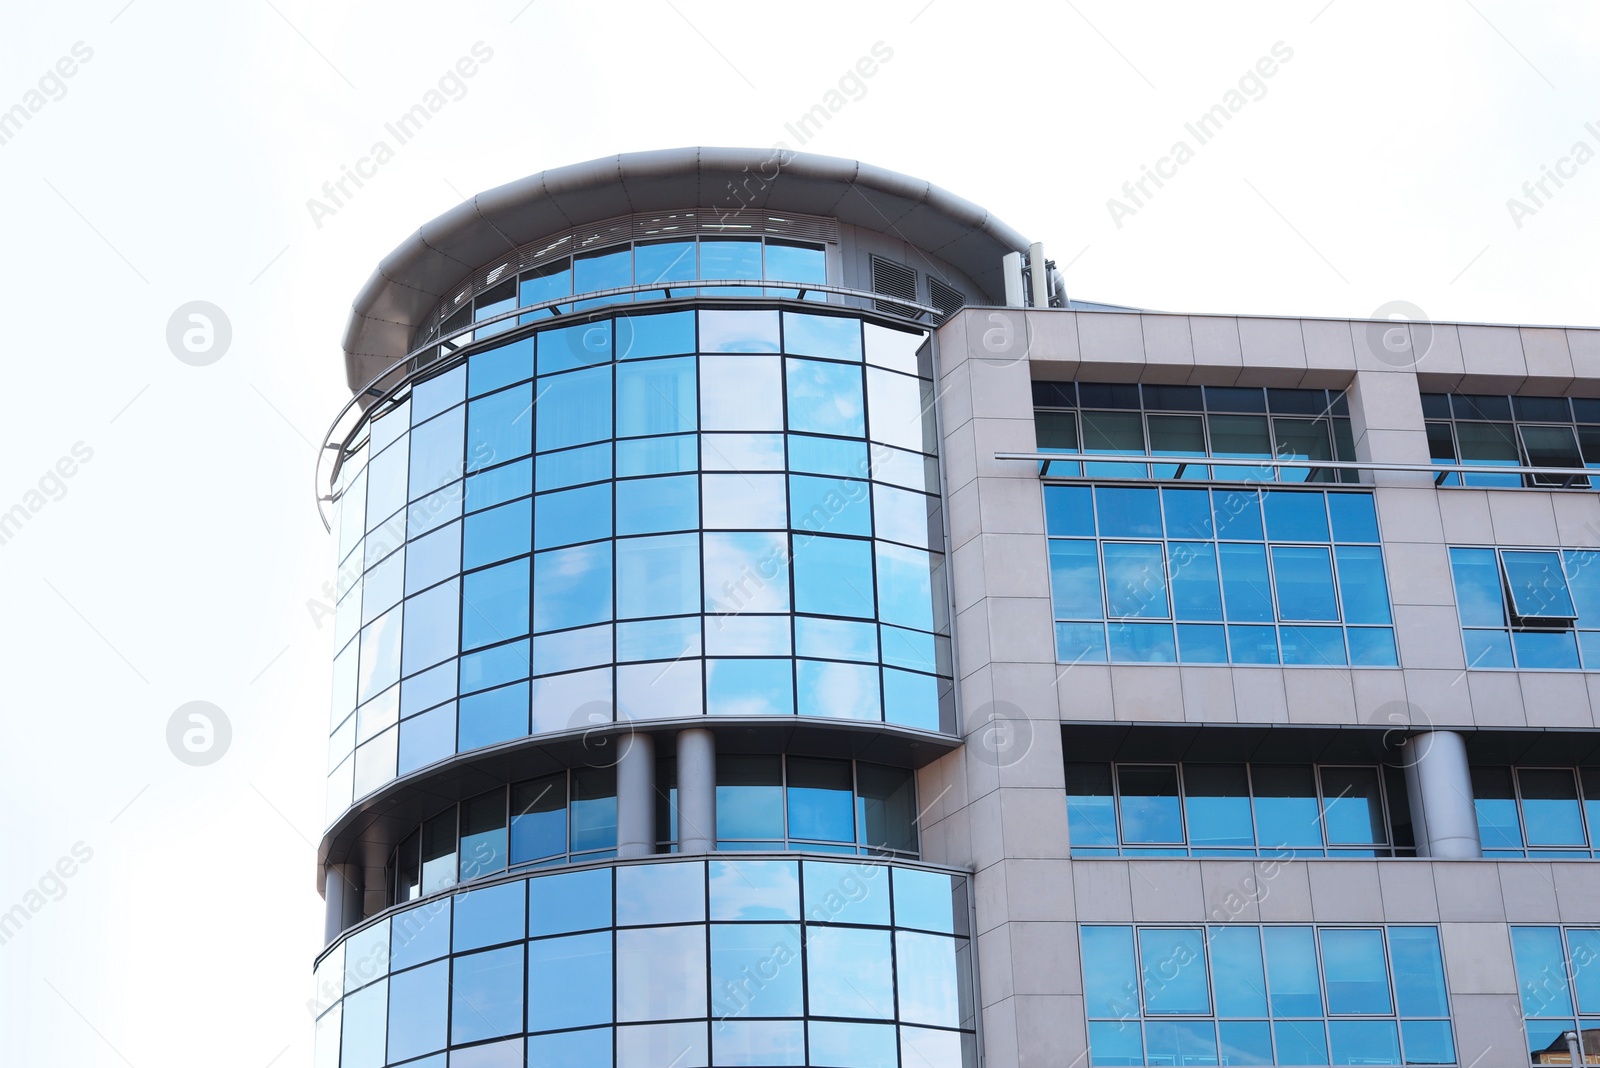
(341, 146, 1031, 390)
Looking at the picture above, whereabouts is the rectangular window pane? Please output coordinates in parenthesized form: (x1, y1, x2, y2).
(1219, 543, 1274, 622)
(1319, 767, 1386, 845)
(1050, 541, 1105, 619)
(511, 773, 566, 863)
(1504, 550, 1577, 618)
(1334, 545, 1392, 625)
(1067, 763, 1118, 848)
(1104, 543, 1170, 619)
(1209, 926, 1268, 1017)
(1270, 546, 1339, 621)
(1519, 768, 1587, 846)
(1139, 929, 1210, 1015)
(1511, 926, 1574, 1017)
(1263, 926, 1323, 1017)
(718, 755, 784, 840)
(1451, 547, 1507, 627)
(1319, 928, 1392, 1014)
(1252, 766, 1323, 849)
(1471, 767, 1524, 849)
(1081, 926, 1139, 1020)
(786, 757, 854, 842)
(1388, 927, 1449, 1018)
(1117, 765, 1183, 844)
(1184, 765, 1254, 848)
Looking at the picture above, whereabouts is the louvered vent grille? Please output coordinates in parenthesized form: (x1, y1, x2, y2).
(928, 277, 966, 326)
(871, 257, 919, 317)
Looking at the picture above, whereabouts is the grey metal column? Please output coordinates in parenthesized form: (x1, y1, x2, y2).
(677, 728, 717, 854)
(324, 863, 363, 943)
(1402, 730, 1482, 859)
(616, 732, 657, 858)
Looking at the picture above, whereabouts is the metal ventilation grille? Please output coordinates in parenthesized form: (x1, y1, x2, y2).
(871, 257, 918, 317)
(928, 277, 966, 325)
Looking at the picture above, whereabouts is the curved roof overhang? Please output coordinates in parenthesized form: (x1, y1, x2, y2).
(340, 147, 1030, 390)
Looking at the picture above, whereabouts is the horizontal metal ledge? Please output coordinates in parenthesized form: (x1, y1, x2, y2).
(995, 452, 1598, 487)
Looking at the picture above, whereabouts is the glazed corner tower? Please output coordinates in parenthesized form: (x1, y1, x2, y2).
(311, 148, 1022, 1068)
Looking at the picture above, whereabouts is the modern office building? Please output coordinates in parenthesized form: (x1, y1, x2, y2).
(312, 147, 1600, 1067)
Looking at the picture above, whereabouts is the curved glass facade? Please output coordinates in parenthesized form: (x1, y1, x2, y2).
(314, 856, 976, 1068)
(325, 306, 953, 822)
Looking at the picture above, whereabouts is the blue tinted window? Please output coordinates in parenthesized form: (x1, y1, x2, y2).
(1450, 548, 1506, 626)
(1512, 926, 1573, 1016)
(454, 881, 525, 952)
(467, 385, 533, 473)
(534, 442, 610, 492)
(1262, 491, 1329, 541)
(789, 434, 868, 477)
(1081, 927, 1138, 1019)
(462, 558, 530, 649)
(787, 758, 854, 841)
(1320, 928, 1392, 1014)
(401, 580, 459, 676)
(1504, 550, 1576, 618)
(1104, 543, 1169, 619)
(617, 309, 695, 358)
(790, 475, 872, 537)
(765, 242, 826, 285)
(532, 543, 612, 632)
(718, 756, 784, 840)
(1045, 485, 1095, 536)
(875, 543, 936, 632)
(1209, 926, 1268, 1016)
(1095, 486, 1162, 537)
(1050, 541, 1103, 619)
(1140, 928, 1210, 1014)
(1334, 545, 1392, 624)
(387, 960, 448, 1061)
(1118, 766, 1183, 844)
(701, 308, 780, 352)
(1161, 488, 1212, 539)
(1168, 543, 1223, 621)
(1213, 489, 1264, 540)
(1183, 765, 1253, 848)
(573, 249, 631, 296)
(1271, 546, 1338, 621)
(1388, 927, 1448, 1017)
(1066, 764, 1118, 848)
(410, 406, 466, 500)
(616, 474, 697, 535)
(632, 242, 695, 287)
(1328, 492, 1380, 541)
(1252, 766, 1322, 848)
(511, 774, 566, 865)
(700, 238, 763, 280)
(458, 682, 527, 750)
(536, 366, 612, 451)
(528, 931, 612, 1031)
(534, 483, 611, 550)
(528, 867, 611, 936)
(616, 357, 696, 437)
(783, 312, 862, 360)
(538, 321, 612, 374)
(1107, 621, 1176, 663)
(451, 946, 525, 1043)
(615, 533, 700, 619)
(1515, 629, 1580, 669)
(805, 926, 894, 1018)
(1519, 769, 1586, 846)
(1263, 927, 1323, 1016)
(466, 458, 533, 512)
(786, 358, 864, 436)
(794, 535, 875, 619)
(711, 924, 804, 1016)
(1219, 544, 1274, 622)
(469, 338, 534, 396)
(706, 658, 794, 717)
(1144, 1021, 1217, 1065)
(463, 499, 531, 569)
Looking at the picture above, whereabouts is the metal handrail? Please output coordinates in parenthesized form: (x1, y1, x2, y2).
(996, 451, 1599, 486)
(316, 281, 940, 529)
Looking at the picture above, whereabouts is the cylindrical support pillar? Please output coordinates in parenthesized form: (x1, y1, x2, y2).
(677, 728, 717, 854)
(324, 863, 363, 943)
(1402, 730, 1482, 859)
(616, 731, 657, 859)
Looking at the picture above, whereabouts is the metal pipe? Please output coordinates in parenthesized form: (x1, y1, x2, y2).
(1401, 731, 1481, 860)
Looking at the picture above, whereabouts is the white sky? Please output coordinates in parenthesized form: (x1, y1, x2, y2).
(0, 1, 1595, 1065)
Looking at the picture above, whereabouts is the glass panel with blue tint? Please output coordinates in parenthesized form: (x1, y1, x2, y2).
(1328, 493, 1380, 542)
(1271, 546, 1339, 622)
(615, 533, 699, 619)
(1094, 486, 1162, 537)
(703, 533, 792, 617)
(1450, 547, 1507, 627)
(536, 366, 612, 451)
(387, 959, 448, 1062)
(766, 240, 826, 286)
(802, 860, 890, 927)
(1066, 764, 1118, 849)
(617, 616, 699, 662)
(794, 535, 876, 618)
(458, 682, 527, 750)
(533, 441, 611, 493)
(632, 242, 695, 287)
(1319, 767, 1386, 845)
(858, 765, 916, 854)
(701, 354, 783, 432)
(1209, 926, 1268, 1017)
(1161, 488, 1213, 539)
(1272, 1020, 1328, 1065)
(1566, 549, 1600, 619)
(871, 485, 933, 548)
(1177, 624, 1229, 663)
(714, 1019, 806, 1067)
(806, 1022, 897, 1068)
(532, 542, 611, 632)
(459, 791, 509, 881)
(1263, 490, 1330, 541)
(882, 668, 940, 731)
(806, 926, 895, 1019)
(1518, 769, 1587, 846)
(703, 472, 786, 529)
(616, 357, 696, 437)
(1168, 543, 1224, 621)
(412, 366, 465, 426)
(462, 558, 530, 649)
(1333, 545, 1392, 625)
(785, 758, 853, 842)
(1319, 928, 1392, 1014)
(718, 755, 785, 841)
(896, 931, 963, 1027)
(1253, 766, 1323, 849)
(1515, 629, 1580, 670)
(710, 923, 804, 1017)
(1471, 768, 1523, 850)
(1106, 621, 1176, 663)
(617, 309, 695, 360)
(1184, 765, 1254, 848)
(1050, 541, 1104, 619)
(701, 237, 763, 281)
(615, 925, 707, 1021)
(1216, 1021, 1273, 1065)
(390, 897, 451, 971)
(1504, 550, 1577, 618)
(1400, 1020, 1455, 1065)
(1117, 766, 1183, 844)
(463, 499, 531, 569)
(528, 930, 612, 1032)
(1263, 927, 1323, 1017)
(365, 437, 409, 531)
(708, 859, 800, 921)
(340, 978, 386, 1068)
(460, 639, 528, 694)
(467, 385, 532, 474)
(1279, 625, 1346, 666)
(452, 945, 525, 1043)
(1058, 623, 1108, 663)
(783, 312, 862, 360)
(1087, 1020, 1143, 1066)
(787, 433, 867, 478)
(786, 358, 864, 436)
(570, 767, 617, 854)
(1456, 421, 1522, 487)
(454, 880, 524, 951)
(1045, 485, 1095, 536)
(1139, 927, 1210, 1014)
(1388, 927, 1449, 1017)
(616, 434, 697, 476)
(615, 474, 698, 535)
(470, 337, 534, 397)
(572, 249, 631, 305)
(410, 406, 466, 500)
(401, 580, 459, 676)
(706, 658, 795, 717)
(1103, 543, 1170, 619)
(466, 458, 533, 513)
(1568, 929, 1600, 1014)
(1327, 1020, 1399, 1065)
(797, 660, 882, 721)
(1463, 628, 1513, 669)
(533, 483, 611, 550)
(700, 308, 781, 352)
(1212, 487, 1264, 541)
(527, 867, 611, 936)
(1219, 543, 1274, 623)
(1143, 1020, 1218, 1066)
